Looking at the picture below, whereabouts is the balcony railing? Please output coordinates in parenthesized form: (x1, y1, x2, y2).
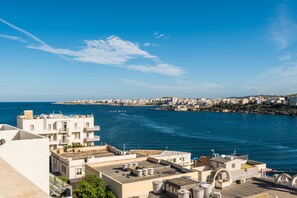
(49, 173, 72, 197)
(84, 125, 100, 132)
(59, 139, 69, 144)
(84, 135, 100, 142)
(49, 140, 58, 145)
(59, 128, 69, 134)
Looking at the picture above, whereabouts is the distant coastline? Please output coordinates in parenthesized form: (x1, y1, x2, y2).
(55, 94, 297, 116)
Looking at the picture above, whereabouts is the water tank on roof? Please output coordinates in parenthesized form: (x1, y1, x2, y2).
(127, 163, 133, 169)
(220, 154, 226, 158)
(143, 168, 148, 176)
(212, 192, 222, 198)
(225, 155, 234, 160)
(192, 187, 205, 198)
(122, 164, 128, 170)
(200, 184, 213, 198)
(177, 189, 190, 198)
(133, 162, 139, 167)
(152, 180, 163, 194)
(148, 168, 154, 175)
(135, 169, 143, 177)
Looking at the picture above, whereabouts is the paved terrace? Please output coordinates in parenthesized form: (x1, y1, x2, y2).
(218, 178, 297, 198)
(0, 158, 49, 198)
(55, 146, 116, 160)
(94, 160, 191, 184)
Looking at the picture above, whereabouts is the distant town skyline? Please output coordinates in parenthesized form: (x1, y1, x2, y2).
(1, 0, 297, 101)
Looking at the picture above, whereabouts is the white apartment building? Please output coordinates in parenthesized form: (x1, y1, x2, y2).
(17, 110, 100, 151)
(0, 124, 49, 195)
(289, 96, 297, 106)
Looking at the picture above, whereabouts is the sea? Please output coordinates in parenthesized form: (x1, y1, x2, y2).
(1, 102, 296, 172)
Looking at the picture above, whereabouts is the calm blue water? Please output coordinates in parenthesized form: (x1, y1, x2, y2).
(1, 102, 297, 171)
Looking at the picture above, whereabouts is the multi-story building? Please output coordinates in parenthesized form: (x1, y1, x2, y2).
(0, 124, 49, 196)
(85, 156, 198, 198)
(192, 154, 268, 189)
(50, 145, 137, 183)
(289, 96, 297, 106)
(17, 110, 100, 151)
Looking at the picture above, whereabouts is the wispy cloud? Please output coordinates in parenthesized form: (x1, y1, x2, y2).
(0, 34, 27, 43)
(243, 62, 297, 95)
(28, 36, 157, 65)
(270, 3, 297, 50)
(127, 63, 184, 76)
(143, 42, 160, 47)
(0, 18, 69, 61)
(0, 18, 183, 76)
(0, 18, 50, 47)
(278, 51, 296, 62)
(153, 31, 170, 39)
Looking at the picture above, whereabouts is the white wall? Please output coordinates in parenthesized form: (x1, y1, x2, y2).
(0, 137, 49, 194)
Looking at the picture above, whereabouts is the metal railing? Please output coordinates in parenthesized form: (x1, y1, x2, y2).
(49, 173, 72, 197)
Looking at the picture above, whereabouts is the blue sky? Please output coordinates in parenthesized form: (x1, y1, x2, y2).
(1, 0, 297, 101)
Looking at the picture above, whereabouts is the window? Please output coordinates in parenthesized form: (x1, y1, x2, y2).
(62, 165, 66, 173)
(30, 125, 34, 131)
(86, 122, 90, 127)
(48, 124, 51, 130)
(76, 168, 82, 176)
(62, 122, 67, 131)
(173, 158, 176, 163)
(74, 123, 78, 129)
(232, 163, 235, 168)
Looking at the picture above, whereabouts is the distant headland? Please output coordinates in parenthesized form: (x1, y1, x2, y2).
(55, 94, 297, 116)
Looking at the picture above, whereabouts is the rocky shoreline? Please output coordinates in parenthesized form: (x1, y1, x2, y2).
(160, 104, 297, 116)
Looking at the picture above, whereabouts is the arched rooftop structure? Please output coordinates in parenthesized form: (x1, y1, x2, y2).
(291, 174, 297, 188)
(275, 173, 292, 185)
(209, 167, 232, 189)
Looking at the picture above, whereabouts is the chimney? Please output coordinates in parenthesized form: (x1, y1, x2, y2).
(24, 110, 33, 119)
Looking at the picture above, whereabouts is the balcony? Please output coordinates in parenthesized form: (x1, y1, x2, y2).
(84, 125, 100, 132)
(84, 135, 100, 142)
(49, 140, 58, 145)
(59, 128, 69, 134)
(72, 138, 81, 143)
(59, 139, 69, 145)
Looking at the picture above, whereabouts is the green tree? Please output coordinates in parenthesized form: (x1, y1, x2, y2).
(74, 175, 116, 198)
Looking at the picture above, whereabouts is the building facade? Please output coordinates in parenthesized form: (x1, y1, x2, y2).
(0, 124, 49, 194)
(17, 110, 100, 151)
(50, 145, 137, 182)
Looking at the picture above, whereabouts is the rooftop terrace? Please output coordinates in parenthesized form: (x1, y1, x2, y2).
(218, 178, 297, 198)
(52, 145, 124, 160)
(0, 158, 49, 198)
(93, 159, 193, 184)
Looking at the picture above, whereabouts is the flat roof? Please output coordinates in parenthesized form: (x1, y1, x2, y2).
(156, 150, 190, 157)
(93, 160, 192, 184)
(129, 150, 190, 157)
(210, 157, 230, 163)
(18, 113, 94, 119)
(166, 177, 199, 188)
(0, 158, 49, 198)
(218, 179, 297, 198)
(54, 146, 116, 160)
